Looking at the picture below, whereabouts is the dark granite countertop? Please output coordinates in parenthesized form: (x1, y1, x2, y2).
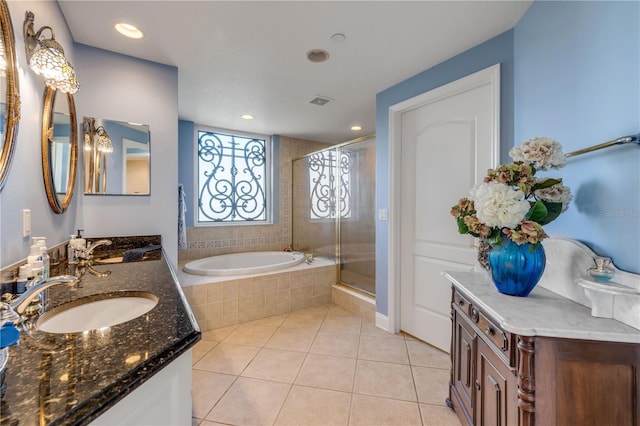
(0, 250, 201, 425)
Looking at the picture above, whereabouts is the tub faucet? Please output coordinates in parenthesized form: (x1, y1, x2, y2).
(7, 275, 78, 315)
(78, 239, 112, 262)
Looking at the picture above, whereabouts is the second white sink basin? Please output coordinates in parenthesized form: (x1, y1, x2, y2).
(37, 291, 158, 333)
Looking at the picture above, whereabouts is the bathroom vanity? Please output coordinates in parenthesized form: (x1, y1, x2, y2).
(445, 270, 639, 426)
(0, 245, 200, 425)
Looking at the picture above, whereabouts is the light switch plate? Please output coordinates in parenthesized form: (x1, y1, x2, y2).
(22, 209, 31, 237)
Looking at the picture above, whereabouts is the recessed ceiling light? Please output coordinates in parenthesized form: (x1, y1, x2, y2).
(115, 23, 144, 39)
(241, 114, 254, 120)
(351, 125, 363, 131)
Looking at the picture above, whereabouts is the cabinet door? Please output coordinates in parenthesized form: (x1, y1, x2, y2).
(475, 338, 517, 426)
(451, 310, 476, 424)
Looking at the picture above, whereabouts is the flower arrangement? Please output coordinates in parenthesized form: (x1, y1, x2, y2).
(451, 137, 572, 248)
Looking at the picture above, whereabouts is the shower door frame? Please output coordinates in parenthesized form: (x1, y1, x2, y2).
(291, 134, 377, 296)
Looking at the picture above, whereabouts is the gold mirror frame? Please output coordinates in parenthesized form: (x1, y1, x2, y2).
(42, 87, 77, 213)
(0, 0, 21, 192)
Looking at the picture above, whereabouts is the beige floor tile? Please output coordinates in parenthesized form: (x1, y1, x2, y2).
(358, 335, 409, 364)
(275, 385, 351, 426)
(281, 311, 325, 330)
(192, 417, 200, 426)
(238, 313, 290, 328)
(223, 324, 279, 347)
(241, 348, 306, 383)
(412, 365, 451, 405)
(265, 326, 318, 352)
(192, 340, 218, 365)
(349, 394, 422, 426)
(192, 304, 459, 426)
(201, 325, 237, 342)
(295, 353, 356, 392)
(360, 321, 404, 339)
(191, 370, 236, 419)
(420, 403, 462, 426)
(206, 377, 291, 425)
(353, 360, 417, 401)
(406, 340, 450, 369)
(310, 332, 360, 358)
(193, 342, 260, 375)
(319, 316, 362, 334)
(325, 305, 357, 317)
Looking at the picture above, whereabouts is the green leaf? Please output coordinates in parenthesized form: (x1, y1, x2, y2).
(525, 200, 548, 222)
(487, 230, 502, 247)
(457, 218, 469, 234)
(531, 178, 562, 192)
(537, 202, 563, 225)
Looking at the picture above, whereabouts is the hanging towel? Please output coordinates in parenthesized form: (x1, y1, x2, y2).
(178, 184, 188, 250)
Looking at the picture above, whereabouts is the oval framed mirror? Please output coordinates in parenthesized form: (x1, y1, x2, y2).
(42, 87, 77, 213)
(0, 0, 21, 192)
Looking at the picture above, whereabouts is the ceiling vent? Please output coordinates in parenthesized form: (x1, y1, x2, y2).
(309, 96, 332, 106)
(306, 49, 329, 63)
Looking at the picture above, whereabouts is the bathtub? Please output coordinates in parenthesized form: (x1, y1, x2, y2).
(183, 251, 305, 276)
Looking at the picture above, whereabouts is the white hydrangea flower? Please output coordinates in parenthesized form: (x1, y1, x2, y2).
(509, 137, 566, 170)
(535, 183, 573, 212)
(470, 182, 531, 229)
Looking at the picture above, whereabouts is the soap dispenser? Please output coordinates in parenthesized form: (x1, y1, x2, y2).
(68, 235, 78, 264)
(34, 237, 49, 280)
(27, 244, 40, 266)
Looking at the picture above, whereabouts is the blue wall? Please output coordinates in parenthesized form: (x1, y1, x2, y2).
(375, 31, 516, 316)
(178, 120, 195, 227)
(514, 1, 639, 273)
(375, 0, 640, 319)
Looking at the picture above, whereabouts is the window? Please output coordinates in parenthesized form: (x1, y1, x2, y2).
(196, 128, 270, 224)
(308, 149, 352, 220)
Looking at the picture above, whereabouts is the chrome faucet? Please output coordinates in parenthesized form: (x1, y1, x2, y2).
(8, 275, 78, 315)
(78, 239, 112, 261)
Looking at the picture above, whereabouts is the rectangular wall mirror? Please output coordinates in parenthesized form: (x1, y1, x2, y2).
(83, 117, 150, 195)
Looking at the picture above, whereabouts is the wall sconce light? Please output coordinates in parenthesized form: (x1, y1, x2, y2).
(23, 11, 79, 94)
(95, 126, 113, 153)
(83, 118, 112, 194)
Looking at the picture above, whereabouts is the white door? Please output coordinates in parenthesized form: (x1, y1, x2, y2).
(396, 65, 500, 351)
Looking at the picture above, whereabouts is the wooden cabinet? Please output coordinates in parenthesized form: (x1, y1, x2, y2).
(448, 286, 640, 426)
(448, 287, 517, 426)
(475, 337, 518, 426)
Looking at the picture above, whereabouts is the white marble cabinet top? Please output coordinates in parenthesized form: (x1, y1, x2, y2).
(443, 271, 640, 344)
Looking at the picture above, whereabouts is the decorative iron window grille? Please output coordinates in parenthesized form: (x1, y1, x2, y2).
(309, 149, 351, 220)
(197, 130, 268, 223)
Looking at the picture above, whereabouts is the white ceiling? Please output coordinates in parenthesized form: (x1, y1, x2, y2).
(58, 1, 532, 144)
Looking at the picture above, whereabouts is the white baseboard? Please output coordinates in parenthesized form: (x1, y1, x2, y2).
(375, 312, 390, 332)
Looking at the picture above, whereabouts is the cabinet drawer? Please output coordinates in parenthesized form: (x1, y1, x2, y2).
(453, 289, 473, 317)
(474, 308, 514, 366)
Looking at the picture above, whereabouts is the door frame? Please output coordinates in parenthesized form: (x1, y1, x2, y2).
(387, 64, 501, 335)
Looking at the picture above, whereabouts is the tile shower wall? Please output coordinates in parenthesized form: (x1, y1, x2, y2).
(179, 136, 331, 262)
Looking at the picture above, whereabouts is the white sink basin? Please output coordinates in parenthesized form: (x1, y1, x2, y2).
(37, 291, 158, 333)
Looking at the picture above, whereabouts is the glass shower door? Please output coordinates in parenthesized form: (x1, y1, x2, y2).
(338, 138, 376, 296)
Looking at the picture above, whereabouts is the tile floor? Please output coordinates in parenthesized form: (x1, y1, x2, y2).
(191, 303, 462, 426)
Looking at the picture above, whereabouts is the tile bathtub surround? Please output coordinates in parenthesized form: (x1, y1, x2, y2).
(191, 303, 461, 426)
(181, 263, 337, 331)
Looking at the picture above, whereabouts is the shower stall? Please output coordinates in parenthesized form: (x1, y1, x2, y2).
(292, 136, 376, 296)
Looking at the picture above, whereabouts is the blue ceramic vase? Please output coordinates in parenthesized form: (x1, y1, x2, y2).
(487, 238, 546, 297)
